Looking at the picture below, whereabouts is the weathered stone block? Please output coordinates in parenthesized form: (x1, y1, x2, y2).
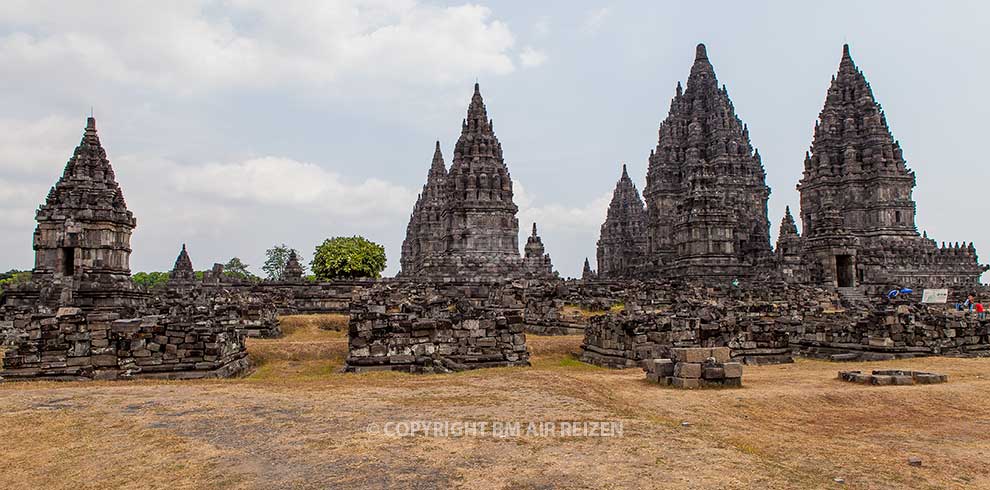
(723, 362, 743, 379)
(674, 362, 702, 379)
(671, 377, 700, 389)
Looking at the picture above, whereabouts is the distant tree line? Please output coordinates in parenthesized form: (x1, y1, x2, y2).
(129, 235, 387, 286)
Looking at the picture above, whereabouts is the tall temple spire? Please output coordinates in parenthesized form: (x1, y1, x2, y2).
(779, 206, 799, 237)
(597, 163, 648, 278)
(799, 43, 915, 237)
(643, 43, 772, 278)
(400, 142, 449, 275)
(401, 83, 525, 279)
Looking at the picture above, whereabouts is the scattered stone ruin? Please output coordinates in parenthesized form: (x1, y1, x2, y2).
(345, 281, 530, 373)
(644, 347, 743, 388)
(838, 369, 947, 386)
(578, 281, 990, 369)
(0, 118, 275, 381)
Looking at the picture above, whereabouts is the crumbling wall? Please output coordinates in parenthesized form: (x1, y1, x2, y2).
(0, 300, 250, 381)
(345, 281, 530, 373)
(579, 282, 990, 368)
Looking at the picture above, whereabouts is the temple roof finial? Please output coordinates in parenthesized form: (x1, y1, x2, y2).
(695, 43, 707, 61)
(532, 222, 538, 236)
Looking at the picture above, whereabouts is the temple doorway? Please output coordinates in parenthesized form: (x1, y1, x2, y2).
(835, 254, 854, 287)
(62, 247, 75, 276)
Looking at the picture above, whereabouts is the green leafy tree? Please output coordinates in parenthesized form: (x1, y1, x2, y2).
(262, 244, 304, 280)
(0, 270, 31, 296)
(311, 236, 386, 280)
(223, 257, 257, 281)
(131, 271, 170, 288)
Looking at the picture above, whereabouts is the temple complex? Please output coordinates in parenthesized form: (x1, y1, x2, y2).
(639, 44, 773, 279)
(790, 45, 987, 288)
(596, 164, 648, 279)
(399, 83, 536, 280)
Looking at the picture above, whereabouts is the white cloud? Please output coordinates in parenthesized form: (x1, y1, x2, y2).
(170, 156, 415, 217)
(519, 46, 548, 67)
(0, 1, 526, 95)
(583, 7, 611, 34)
(0, 115, 78, 175)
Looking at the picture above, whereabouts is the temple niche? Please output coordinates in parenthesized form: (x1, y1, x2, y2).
(792, 44, 987, 288)
(399, 83, 549, 280)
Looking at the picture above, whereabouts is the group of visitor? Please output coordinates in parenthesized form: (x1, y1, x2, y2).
(959, 293, 986, 320)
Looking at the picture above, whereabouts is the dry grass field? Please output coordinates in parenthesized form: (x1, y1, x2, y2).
(1, 314, 989, 489)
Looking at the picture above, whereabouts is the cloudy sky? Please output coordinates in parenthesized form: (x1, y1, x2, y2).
(1, 0, 987, 280)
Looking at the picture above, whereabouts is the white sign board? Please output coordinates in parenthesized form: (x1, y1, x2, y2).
(921, 289, 948, 304)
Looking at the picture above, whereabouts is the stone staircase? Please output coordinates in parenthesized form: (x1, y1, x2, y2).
(837, 287, 869, 304)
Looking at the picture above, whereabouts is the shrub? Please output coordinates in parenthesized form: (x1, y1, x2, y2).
(310, 236, 386, 280)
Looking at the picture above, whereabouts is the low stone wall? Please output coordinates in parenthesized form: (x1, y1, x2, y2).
(0, 303, 249, 381)
(149, 284, 282, 338)
(345, 281, 530, 373)
(579, 282, 990, 368)
(795, 305, 990, 361)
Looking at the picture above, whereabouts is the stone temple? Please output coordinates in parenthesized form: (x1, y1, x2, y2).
(639, 43, 773, 279)
(399, 83, 555, 280)
(5, 117, 145, 310)
(789, 45, 987, 288)
(597, 43, 987, 289)
(596, 164, 648, 279)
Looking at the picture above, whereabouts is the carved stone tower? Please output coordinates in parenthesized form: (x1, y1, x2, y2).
(643, 44, 772, 278)
(32, 117, 136, 284)
(523, 223, 555, 278)
(596, 164, 648, 278)
(412, 83, 525, 279)
(399, 141, 447, 276)
(169, 244, 195, 282)
(797, 45, 986, 287)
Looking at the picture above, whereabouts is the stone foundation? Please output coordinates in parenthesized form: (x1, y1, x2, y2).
(579, 282, 990, 368)
(345, 281, 530, 373)
(0, 303, 249, 381)
(838, 369, 947, 385)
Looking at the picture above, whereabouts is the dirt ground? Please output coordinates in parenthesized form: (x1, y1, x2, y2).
(1, 314, 989, 490)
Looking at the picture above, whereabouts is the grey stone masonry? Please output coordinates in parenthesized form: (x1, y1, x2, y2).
(32, 117, 137, 283)
(523, 223, 556, 278)
(643, 44, 773, 279)
(346, 281, 531, 373)
(644, 347, 743, 388)
(794, 44, 987, 288)
(400, 141, 448, 276)
(597, 164, 648, 279)
(406, 84, 531, 280)
(169, 244, 195, 282)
